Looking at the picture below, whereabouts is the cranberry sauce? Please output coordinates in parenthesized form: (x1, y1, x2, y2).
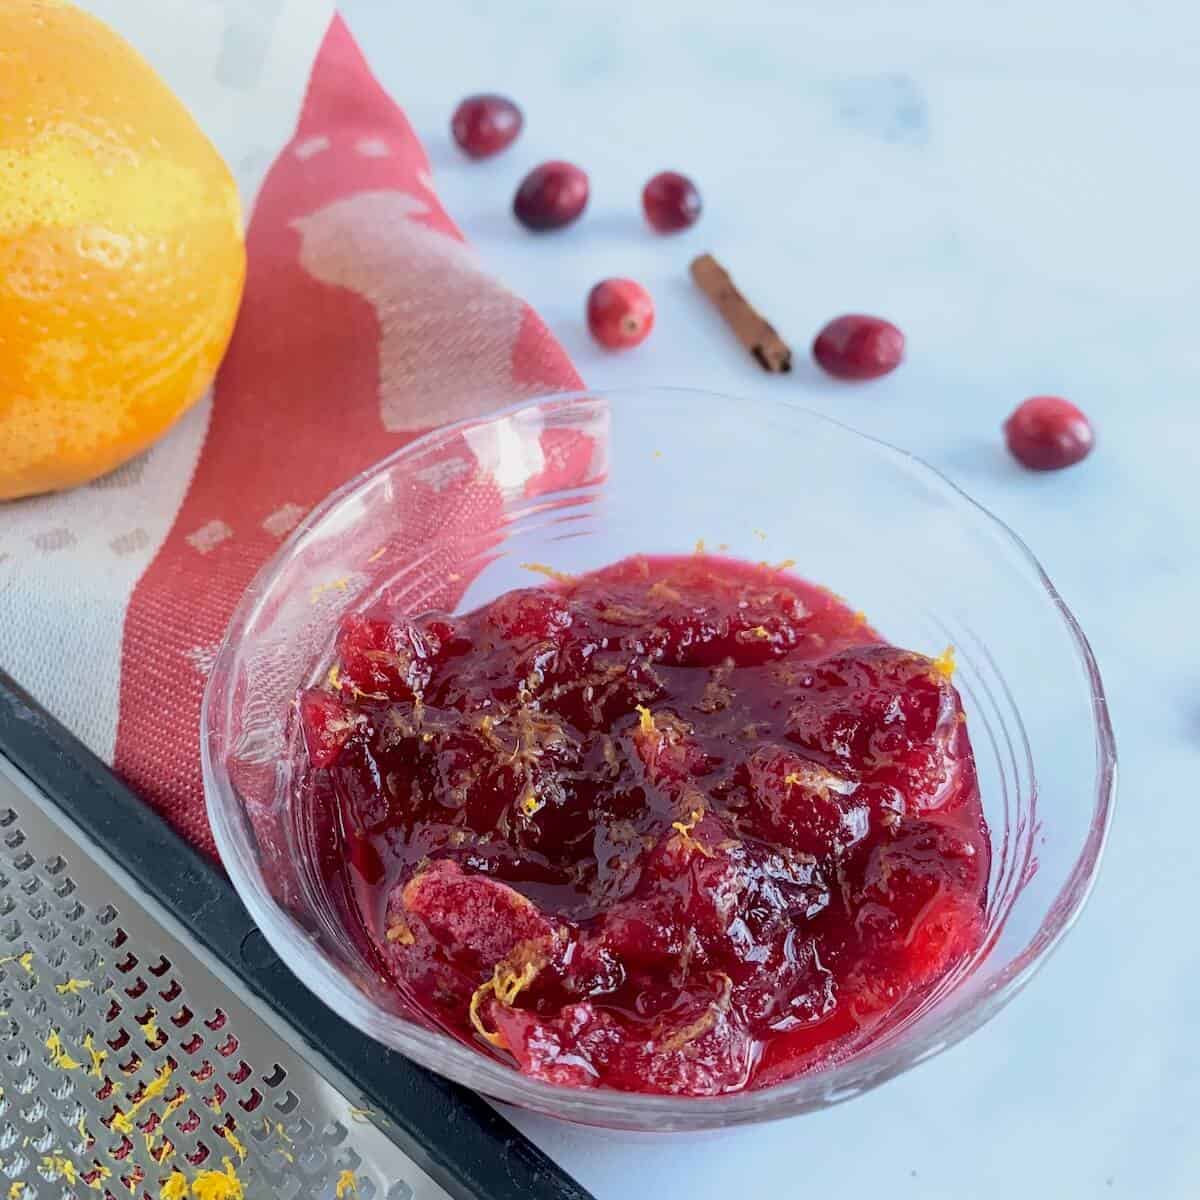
(297, 555, 989, 1095)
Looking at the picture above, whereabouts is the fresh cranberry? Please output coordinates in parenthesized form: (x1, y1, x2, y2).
(450, 94, 523, 158)
(812, 314, 905, 380)
(586, 279, 655, 349)
(513, 161, 589, 231)
(1004, 396, 1094, 471)
(642, 171, 702, 233)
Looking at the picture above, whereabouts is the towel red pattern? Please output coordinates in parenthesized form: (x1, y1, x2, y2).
(99, 17, 579, 855)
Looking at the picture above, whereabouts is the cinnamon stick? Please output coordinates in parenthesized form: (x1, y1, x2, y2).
(689, 253, 792, 373)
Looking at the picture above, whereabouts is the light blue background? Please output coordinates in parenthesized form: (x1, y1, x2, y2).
(341, 4, 1199, 1196)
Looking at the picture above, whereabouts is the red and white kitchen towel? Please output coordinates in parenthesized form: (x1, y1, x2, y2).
(0, 4, 580, 856)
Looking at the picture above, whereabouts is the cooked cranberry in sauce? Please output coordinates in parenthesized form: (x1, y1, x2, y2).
(298, 555, 988, 1095)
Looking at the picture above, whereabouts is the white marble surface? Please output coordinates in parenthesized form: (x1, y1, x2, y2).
(338, 3, 1200, 1196)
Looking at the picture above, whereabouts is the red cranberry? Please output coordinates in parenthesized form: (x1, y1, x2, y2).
(586, 279, 655, 349)
(1004, 396, 1094, 470)
(642, 171, 702, 233)
(513, 161, 589, 231)
(451, 94, 523, 159)
(450, 94, 523, 159)
(812, 314, 905, 380)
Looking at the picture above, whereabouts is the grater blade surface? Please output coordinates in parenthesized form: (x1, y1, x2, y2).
(0, 758, 452, 1200)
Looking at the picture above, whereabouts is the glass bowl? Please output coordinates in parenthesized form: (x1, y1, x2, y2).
(202, 388, 1115, 1132)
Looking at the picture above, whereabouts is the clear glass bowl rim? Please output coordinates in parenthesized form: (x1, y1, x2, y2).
(202, 387, 1117, 1129)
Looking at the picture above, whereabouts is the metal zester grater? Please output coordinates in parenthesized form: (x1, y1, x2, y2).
(0, 671, 593, 1200)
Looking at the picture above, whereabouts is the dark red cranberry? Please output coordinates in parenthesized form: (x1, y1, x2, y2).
(586, 279, 655, 349)
(642, 171, 702, 233)
(1004, 396, 1094, 470)
(450, 94, 523, 158)
(812, 314, 905, 380)
(513, 161, 589, 231)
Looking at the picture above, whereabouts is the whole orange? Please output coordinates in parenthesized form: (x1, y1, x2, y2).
(0, 0, 246, 500)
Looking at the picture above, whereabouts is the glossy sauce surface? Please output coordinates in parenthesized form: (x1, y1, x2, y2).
(297, 556, 989, 1094)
